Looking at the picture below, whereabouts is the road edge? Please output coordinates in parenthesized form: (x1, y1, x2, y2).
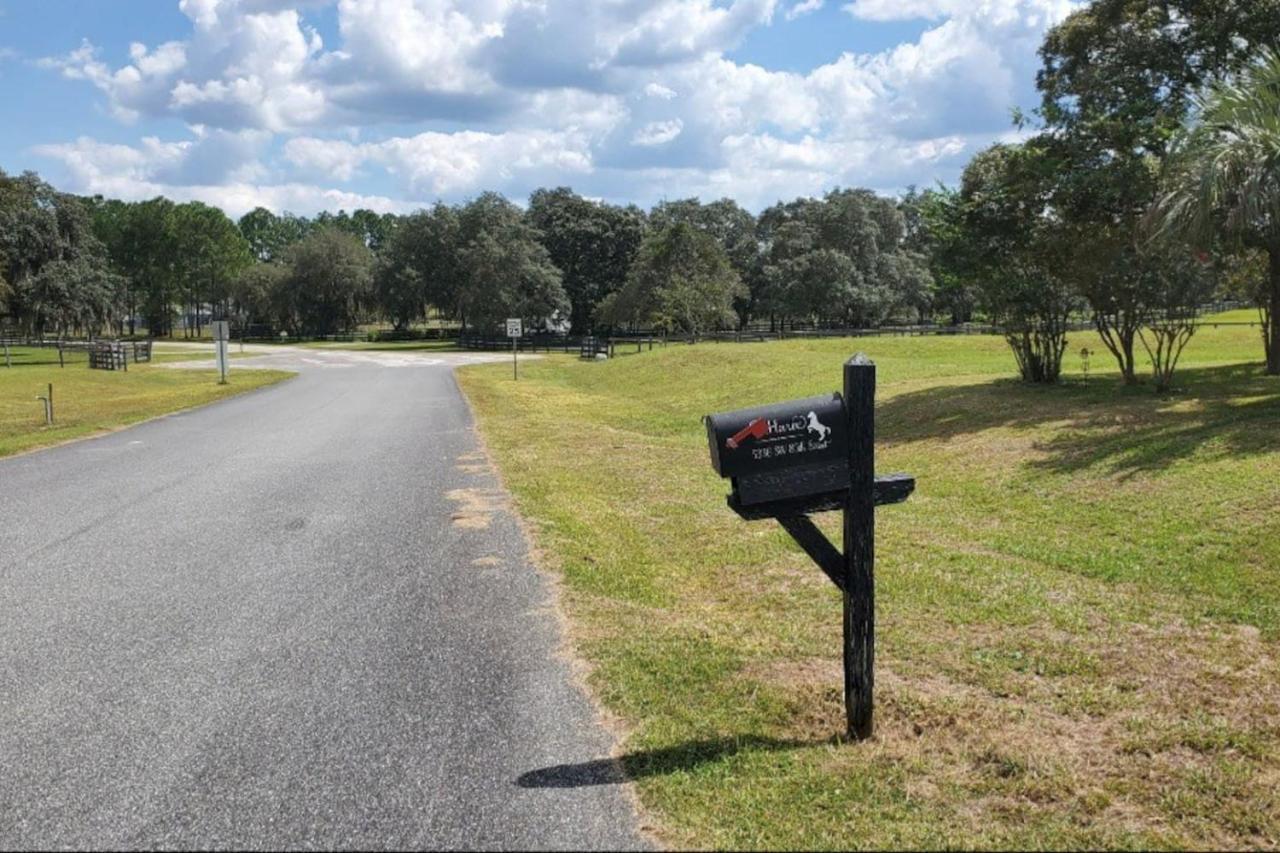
(450, 366, 663, 850)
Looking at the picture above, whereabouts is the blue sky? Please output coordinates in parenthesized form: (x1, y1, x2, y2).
(0, 0, 1076, 217)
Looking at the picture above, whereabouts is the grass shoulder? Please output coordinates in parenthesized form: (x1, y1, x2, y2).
(0, 362, 294, 459)
(458, 324, 1280, 849)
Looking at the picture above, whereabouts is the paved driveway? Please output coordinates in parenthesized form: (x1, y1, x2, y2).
(0, 349, 647, 849)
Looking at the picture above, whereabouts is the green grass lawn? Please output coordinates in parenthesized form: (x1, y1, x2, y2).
(0, 357, 293, 458)
(458, 323, 1280, 850)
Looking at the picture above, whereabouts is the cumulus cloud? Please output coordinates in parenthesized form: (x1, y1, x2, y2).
(33, 132, 412, 217)
(285, 128, 595, 195)
(643, 82, 678, 100)
(33, 0, 1077, 213)
(632, 120, 684, 147)
(786, 0, 824, 20)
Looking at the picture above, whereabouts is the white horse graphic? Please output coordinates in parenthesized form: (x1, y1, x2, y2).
(806, 411, 831, 442)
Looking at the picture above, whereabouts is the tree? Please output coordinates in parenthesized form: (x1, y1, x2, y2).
(1037, 0, 1280, 163)
(650, 198, 758, 323)
(229, 262, 289, 329)
(460, 230, 568, 332)
(959, 145, 1082, 383)
(452, 193, 569, 332)
(599, 222, 745, 337)
(1032, 0, 1280, 380)
(238, 207, 312, 262)
(759, 219, 852, 323)
(0, 170, 118, 337)
(755, 189, 930, 328)
(279, 227, 372, 334)
(527, 187, 646, 333)
(89, 197, 185, 336)
(912, 187, 977, 324)
(1149, 48, 1280, 374)
(1138, 249, 1218, 391)
(173, 202, 252, 335)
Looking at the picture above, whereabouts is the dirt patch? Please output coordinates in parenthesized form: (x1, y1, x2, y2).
(446, 487, 506, 529)
(472, 556, 502, 567)
(455, 450, 491, 475)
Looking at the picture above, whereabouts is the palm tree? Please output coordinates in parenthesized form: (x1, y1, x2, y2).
(1150, 48, 1280, 375)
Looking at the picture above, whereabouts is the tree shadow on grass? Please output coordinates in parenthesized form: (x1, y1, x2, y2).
(879, 363, 1280, 479)
(515, 735, 825, 789)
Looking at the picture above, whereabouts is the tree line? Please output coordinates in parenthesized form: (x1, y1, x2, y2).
(1, 176, 942, 342)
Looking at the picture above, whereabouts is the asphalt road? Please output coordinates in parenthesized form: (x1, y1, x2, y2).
(0, 348, 648, 850)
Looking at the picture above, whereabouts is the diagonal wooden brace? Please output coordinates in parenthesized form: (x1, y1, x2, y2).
(775, 473, 915, 594)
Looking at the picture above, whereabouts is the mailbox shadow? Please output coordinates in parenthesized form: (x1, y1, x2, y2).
(515, 736, 821, 789)
(877, 363, 1280, 478)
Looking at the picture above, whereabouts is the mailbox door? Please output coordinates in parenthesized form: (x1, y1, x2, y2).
(735, 460, 849, 506)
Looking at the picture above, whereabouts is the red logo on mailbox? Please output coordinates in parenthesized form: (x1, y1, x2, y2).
(726, 417, 768, 449)
(726, 412, 833, 452)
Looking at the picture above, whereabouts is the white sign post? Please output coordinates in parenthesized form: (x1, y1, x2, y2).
(211, 320, 230, 384)
(506, 318, 522, 380)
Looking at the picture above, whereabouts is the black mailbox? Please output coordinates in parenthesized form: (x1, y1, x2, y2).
(705, 394, 849, 514)
(702, 355, 916, 742)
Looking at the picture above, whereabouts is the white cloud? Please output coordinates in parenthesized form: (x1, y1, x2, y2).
(33, 133, 412, 217)
(786, 0, 824, 20)
(644, 82, 677, 100)
(285, 128, 595, 195)
(842, 0, 963, 21)
(33, 0, 1078, 212)
(632, 120, 684, 147)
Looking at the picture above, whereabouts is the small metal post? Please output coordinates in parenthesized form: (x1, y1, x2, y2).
(513, 337, 518, 380)
(36, 383, 53, 425)
(59, 342, 65, 368)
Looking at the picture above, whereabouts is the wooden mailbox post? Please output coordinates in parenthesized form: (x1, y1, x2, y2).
(704, 353, 913, 740)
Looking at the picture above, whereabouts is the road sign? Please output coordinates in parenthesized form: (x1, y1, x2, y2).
(211, 320, 230, 342)
(506, 318, 522, 379)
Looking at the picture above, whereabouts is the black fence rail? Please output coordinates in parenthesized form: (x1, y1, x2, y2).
(1, 336, 155, 369)
(89, 342, 128, 371)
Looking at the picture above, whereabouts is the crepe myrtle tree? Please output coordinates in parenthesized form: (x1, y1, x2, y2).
(1138, 248, 1219, 392)
(959, 144, 1083, 384)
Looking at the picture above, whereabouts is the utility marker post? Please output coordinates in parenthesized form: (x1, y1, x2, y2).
(212, 320, 230, 384)
(36, 383, 54, 425)
(506, 318, 522, 380)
